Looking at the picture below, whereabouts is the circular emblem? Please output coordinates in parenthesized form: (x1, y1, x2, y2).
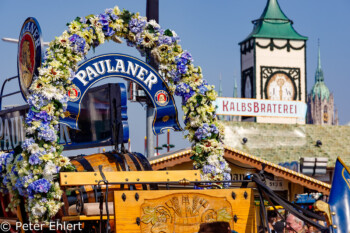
(162, 115, 170, 122)
(17, 17, 43, 100)
(155, 90, 169, 106)
(68, 85, 81, 102)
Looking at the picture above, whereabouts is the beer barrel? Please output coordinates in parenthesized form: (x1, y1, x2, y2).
(68, 151, 155, 204)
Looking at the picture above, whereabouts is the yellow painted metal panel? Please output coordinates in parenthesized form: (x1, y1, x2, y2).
(60, 170, 200, 186)
(114, 189, 256, 233)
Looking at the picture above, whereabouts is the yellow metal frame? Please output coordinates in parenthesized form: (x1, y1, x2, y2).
(60, 170, 200, 186)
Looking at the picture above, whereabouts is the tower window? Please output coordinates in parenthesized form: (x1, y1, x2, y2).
(323, 106, 328, 123)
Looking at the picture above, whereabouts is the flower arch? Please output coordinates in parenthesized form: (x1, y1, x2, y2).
(0, 6, 230, 222)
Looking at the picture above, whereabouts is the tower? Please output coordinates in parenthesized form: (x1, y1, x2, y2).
(230, 78, 241, 121)
(307, 43, 338, 125)
(240, 0, 307, 124)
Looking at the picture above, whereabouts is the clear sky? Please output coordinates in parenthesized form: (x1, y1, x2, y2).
(0, 0, 349, 155)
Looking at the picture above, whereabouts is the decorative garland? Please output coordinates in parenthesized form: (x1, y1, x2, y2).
(0, 6, 231, 223)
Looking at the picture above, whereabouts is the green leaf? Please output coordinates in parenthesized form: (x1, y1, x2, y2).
(216, 208, 232, 222)
(38, 140, 45, 148)
(196, 95, 203, 105)
(141, 206, 158, 225)
(146, 25, 155, 33)
(164, 29, 173, 37)
(57, 145, 64, 154)
(195, 145, 202, 154)
(31, 106, 40, 113)
(120, 10, 132, 24)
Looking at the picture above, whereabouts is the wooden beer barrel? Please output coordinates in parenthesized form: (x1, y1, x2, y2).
(69, 151, 155, 204)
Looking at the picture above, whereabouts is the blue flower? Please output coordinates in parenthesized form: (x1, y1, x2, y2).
(105, 8, 113, 14)
(38, 126, 57, 142)
(22, 138, 35, 150)
(181, 51, 193, 62)
(175, 83, 195, 104)
(195, 123, 212, 140)
(223, 172, 231, 188)
(104, 27, 115, 37)
(176, 61, 187, 75)
(198, 84, 208, 95)
(2, 174, 10, 186)
(129, 18, 146, 34)
(69, 34, 86, 54)
(203, 164, 216, 174)
(79, 17, 87, 24)
(29, 154, 40, 165)
(183, 90, 195, 104)
(26, 110, 37, 124)
(175, 83, 190, 96)
(27, 178, 52, 197)
(210, 124, 219, 135)
(168, 69, 181, 83)
(98, 13, 110, 26)
(158, 35, 172, 45)
(28, 93, 49, 109)
(110, 13, 118, 20)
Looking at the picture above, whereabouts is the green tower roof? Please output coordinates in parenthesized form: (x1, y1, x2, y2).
(311, 43, 330, 100)
(241, 0, 307, 42)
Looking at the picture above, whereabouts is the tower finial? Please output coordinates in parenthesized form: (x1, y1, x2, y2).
(315, 39, 324, 82)
(233, 76, 238, 98)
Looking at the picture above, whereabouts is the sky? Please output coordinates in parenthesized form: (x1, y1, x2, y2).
(0, 0, 349, 155)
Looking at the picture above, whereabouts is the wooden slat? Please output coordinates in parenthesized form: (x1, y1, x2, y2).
(62, 215, 115, 221)
(0, 218, 18, 225)
(114, 189, 256, 233)
(60, 170, 200, 186)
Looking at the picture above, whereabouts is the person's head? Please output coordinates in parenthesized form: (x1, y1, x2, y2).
(268, 211, 277, 224)
(307, 224, 317, 233)
(198, 221, 231, 233)
(273, 221, 286, 233)
(286, 214, 304, 232)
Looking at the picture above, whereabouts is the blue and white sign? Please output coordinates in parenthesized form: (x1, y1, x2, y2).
(17, 17, 43, 100)
(60, 53, 181, 135)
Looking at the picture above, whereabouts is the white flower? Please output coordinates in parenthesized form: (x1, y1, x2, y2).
(31, 203, 46, 217)
(148, 19, 160, 29)
(43, 161, 57, 180)
(27, 143, 40, 154)
(47, 200, 60, 216)
(41, 86, 62, 100)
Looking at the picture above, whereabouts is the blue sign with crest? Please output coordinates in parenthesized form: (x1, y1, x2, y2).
(60, 53, 181, 135)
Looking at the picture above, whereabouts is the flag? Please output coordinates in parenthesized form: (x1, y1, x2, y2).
(328, 157, 350, 232)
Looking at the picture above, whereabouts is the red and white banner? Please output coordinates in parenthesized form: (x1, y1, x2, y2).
(214, 97, 307, 119)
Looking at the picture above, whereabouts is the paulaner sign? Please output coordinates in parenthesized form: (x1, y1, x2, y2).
(214, 97, 307, 119)
(17, 17, 43, 100)
(61, 53, 181, 135)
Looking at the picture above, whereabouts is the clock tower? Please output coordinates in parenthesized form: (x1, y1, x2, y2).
(240, 0, 307, 124)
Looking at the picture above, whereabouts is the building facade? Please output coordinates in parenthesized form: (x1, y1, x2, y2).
(240, 0, 307, 124)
